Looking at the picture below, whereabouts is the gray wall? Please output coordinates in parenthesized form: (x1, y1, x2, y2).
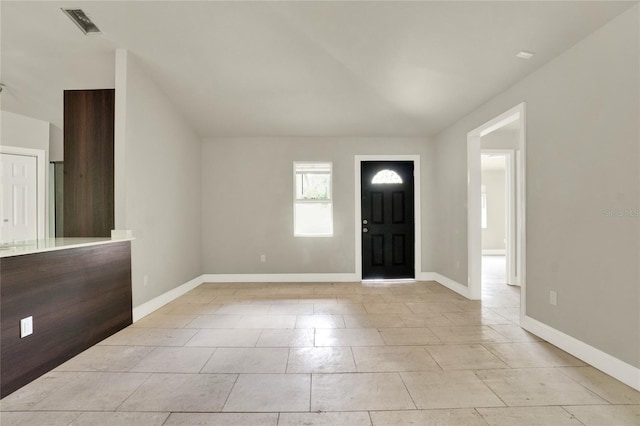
(1, 110, 51, 238)
(481, 127, 519, 150)
(201, 137, 435, 275)
(1, 111, 50, 154)
(49, 125, 63, 162)
(481, 169, 506, 251)
(115, 51, 203, 307)
(432, 6, 639, 367)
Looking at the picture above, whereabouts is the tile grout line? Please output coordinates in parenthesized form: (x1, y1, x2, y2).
(396, 371, 419, 410)
(552, 367, 615, 405)
(160, 411, 172, 426)
(112, 371, 155, 413)
(421, 346, 445, 371)
(348, 346, 358, 372)
(559, 405, 588, 426)
(367, 410, 374, 426)
(198, 347, 218, 373)
(284, 347, 292, 374)
(471, 369, 509, 408)
(308, 373, 313, 412)
(219, 373, 240, 413)
(470, 408, 491, 426)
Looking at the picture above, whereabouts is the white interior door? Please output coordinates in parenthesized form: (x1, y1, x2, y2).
(1, 153, 38, 242)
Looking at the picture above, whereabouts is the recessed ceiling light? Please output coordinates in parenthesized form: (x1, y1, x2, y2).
(62, 8, 101, 35)
(516, 51, 535, 60)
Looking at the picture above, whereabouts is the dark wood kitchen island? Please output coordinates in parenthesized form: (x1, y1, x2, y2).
(0, 237, 132, 397)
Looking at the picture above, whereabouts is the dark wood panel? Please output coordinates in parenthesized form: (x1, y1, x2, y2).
(63, 89, 115, 237)
(0, 242, 132, 398)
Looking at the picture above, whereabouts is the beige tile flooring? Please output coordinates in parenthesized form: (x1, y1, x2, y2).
(1, 280, 639, 425)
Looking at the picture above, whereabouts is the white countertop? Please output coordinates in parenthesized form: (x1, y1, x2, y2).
(0, 237, 133, 258)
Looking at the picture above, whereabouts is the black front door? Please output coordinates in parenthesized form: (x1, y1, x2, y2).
(361, 161, 415, 279)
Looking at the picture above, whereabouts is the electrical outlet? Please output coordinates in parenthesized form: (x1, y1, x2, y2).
(20, 316, 33, 338)
(549, 290, 557, 306)
(260, 254, 266, 263)
(143, 275, 149, 286)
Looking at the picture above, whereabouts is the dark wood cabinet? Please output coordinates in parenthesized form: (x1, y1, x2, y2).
(63, 89, 115, 237)
(0, 242, 132, 397)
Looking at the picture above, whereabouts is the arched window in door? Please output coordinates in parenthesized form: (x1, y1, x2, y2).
(371, 169, 402, 184)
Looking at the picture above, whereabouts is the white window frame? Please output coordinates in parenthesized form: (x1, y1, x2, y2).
(293, 161, 333, 237)
(481, 185, 488, 229)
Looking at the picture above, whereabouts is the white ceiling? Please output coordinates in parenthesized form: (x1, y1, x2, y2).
(1, 1, 636, 137)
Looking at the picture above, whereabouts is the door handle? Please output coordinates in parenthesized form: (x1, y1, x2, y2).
(363, 228, 368, 233)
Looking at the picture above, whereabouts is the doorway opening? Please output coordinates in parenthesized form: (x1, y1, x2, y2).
(481, 150, 514, 284)
(354, 155, 421, 281)
(468, 103, 526, 323)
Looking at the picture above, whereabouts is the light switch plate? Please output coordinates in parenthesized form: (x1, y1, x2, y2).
(20, 316, 33, 338)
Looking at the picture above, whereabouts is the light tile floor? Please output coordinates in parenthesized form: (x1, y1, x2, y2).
(1, 280, 638, 425)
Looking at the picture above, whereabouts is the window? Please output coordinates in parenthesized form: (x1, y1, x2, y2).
(294, 162, 333, 236)
(481, 185, 487, 229)
(372, 169, 403, 184)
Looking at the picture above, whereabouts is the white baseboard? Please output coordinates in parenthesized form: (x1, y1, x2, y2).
(416, 272, 437, 281)
(202, 273, 359, 283)
(522, 315, 640, 391)
(418, 272, 474, 299)
(132, 274, 205, 322)
(482, 249, 506, 255)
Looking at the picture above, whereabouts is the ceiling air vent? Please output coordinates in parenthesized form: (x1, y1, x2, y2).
(62, 9, 101, 35)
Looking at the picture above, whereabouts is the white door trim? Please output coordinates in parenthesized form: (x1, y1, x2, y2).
(481, 148, 516, 285)
(354, 155, 421, 281)
(467, 103, 526, 321)
(0, 146, 47, 240)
